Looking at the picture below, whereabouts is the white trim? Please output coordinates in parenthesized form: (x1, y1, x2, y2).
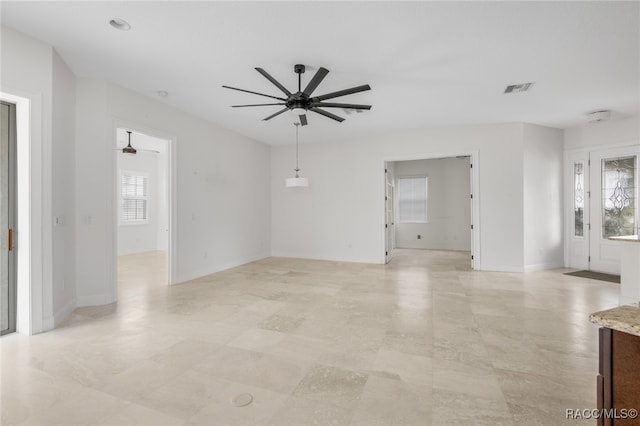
(176, 252, 270, 284)
(76, 294, 111, 307)
(47, 297, 76, 329)
(381, 151, 480, 270)
(481, 265, 523, 273)
(524, 262, 564, 273)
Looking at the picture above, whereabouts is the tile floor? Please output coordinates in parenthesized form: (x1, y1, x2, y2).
(1, 249, 620, 425)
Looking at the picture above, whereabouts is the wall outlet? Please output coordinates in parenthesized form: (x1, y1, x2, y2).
(417, 235, 421, 239)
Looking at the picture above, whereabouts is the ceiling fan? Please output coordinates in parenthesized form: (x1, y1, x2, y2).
(222, 64, 372, 125)
(118, 131, 160, 155)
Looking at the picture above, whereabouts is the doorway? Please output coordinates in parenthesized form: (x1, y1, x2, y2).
(384, 154, 479, 269)
(115, 128, 172, 290)
(1, 102, 16, 335)
(566, 145, 640, 274)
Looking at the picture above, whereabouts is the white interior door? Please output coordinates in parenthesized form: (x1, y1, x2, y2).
(589, 146, 640, 274)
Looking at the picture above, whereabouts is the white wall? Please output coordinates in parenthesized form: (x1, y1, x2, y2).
(75, 79, 271, 306)
(394, 158, 471, 251)
(272, 123, 526, 271)
(117, 149, 162, 256)
(523, 124, 564, 271)
(0, 26, 76, 332)
(51, 50, 77, 326)
(564, 116, 639, 151)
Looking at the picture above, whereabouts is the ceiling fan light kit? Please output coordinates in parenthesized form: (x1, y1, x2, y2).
(223, 64, 372, 125)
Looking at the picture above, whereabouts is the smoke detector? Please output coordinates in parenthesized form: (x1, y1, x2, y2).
(587, 110, 611, 123)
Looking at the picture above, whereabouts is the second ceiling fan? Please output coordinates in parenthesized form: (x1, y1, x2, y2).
(222, 64, 371, 125)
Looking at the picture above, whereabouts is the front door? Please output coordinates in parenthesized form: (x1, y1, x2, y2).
(589, 147, 640, 274)
(1, 102, 17, 335)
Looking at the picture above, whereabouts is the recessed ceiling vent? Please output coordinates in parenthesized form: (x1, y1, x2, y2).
(504, 82, 534, 94)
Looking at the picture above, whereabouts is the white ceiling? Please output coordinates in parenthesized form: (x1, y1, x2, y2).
(2, 1, 638, 145)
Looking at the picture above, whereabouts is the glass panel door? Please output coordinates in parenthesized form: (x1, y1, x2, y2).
(1, 101, 16, 335)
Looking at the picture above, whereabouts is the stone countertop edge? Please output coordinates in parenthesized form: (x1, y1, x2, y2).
(590, 304, 640, 337)
(608, 235, 640, 243)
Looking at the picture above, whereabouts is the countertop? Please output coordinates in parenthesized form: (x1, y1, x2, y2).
(608, 235, 640, 243)
(590, 304, 640, 337)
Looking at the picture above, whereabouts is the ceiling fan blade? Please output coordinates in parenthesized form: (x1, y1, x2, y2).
(302, 67, 329, 97)
(310, 107, 345, 123)
(313, 84, 371, 102)
(263, 107, 290, 121)
(232, 103, 286, 107)
(222, 85, 286, 101)
(255, 68, 292, 97)
(312, 102, 371, 110)
(299, 114, 308, 126)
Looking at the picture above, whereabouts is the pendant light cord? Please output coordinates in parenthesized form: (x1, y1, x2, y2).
(294, 122, 300, 177)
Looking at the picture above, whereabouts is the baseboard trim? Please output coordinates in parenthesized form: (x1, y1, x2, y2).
(480, 264, 524, 273)
(176, 252, 270, 284)
(76, 294, 111, 307)
(524, 262, 564, 273)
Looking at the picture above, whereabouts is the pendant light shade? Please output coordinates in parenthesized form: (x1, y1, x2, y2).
(285, 122, 308, 188)
(286, 177, 309, 187)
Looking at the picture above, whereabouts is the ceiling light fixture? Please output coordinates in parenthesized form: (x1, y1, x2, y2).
(109, 18, 131, 31)
(122, 131, 137, 155)
(285, 122, 309, 188)
(586, 110, 611, 123)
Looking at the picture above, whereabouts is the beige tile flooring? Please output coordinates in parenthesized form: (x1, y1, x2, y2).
(1, 249, 620, 425)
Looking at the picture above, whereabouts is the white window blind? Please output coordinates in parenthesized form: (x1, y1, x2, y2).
(398, 176, 427, 223)
(121, 174, 148, 222)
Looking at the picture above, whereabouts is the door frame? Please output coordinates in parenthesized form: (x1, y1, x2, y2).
(111, 119, 177, 298)
(381, 150, 480, 269)
(384, 162, 395, 263)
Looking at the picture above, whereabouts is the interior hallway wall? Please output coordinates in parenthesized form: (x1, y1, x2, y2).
(75, 79, 271, 306)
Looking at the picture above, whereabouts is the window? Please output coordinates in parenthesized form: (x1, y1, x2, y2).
(121, 173, 148, 223)
(574, 162, 584, 237)
(398, 176, 428, 223)
(601, 156, 636, 238)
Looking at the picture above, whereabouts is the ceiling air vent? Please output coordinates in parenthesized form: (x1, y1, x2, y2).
(504, 82, 534, 94)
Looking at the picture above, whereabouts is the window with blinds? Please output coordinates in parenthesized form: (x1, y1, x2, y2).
(398, 176, 428, 223)
(121, 173, 148, 222)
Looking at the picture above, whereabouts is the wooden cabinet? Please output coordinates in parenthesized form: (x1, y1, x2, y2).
(597, 327, 640, 426)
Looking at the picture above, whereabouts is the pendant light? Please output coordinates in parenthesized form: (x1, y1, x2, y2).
(285, 122, 309, 188)
(122, 131, 137, 155)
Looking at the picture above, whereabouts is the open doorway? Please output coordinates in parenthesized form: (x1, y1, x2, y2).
(384, 154, 479, 269)
(115, 128, 171, 291)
